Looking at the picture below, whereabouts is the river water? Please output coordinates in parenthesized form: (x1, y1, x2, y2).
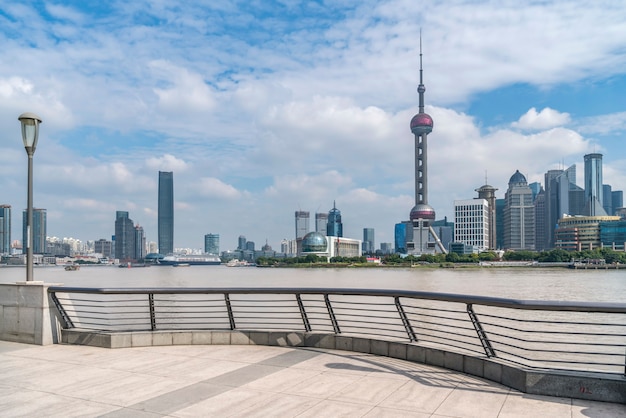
(1, 265, 624, 303)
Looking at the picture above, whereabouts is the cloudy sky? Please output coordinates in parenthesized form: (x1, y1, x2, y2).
(1, 0, 625, 252)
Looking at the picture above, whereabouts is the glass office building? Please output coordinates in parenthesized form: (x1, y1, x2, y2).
(158, 171, 174, 255)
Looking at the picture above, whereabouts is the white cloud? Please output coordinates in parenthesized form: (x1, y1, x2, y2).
(512, 107, 571, 131)
(145, 154, 189, 172)
(198, 178, 242, 199)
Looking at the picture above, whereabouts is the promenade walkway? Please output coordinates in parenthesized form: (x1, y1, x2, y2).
(0, 340, 624, 417)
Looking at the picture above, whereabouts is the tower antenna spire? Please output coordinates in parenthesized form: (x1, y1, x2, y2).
(418, 28, 425, 114)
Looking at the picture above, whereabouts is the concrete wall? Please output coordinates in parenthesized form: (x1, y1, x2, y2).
(0, 282, 59, 345)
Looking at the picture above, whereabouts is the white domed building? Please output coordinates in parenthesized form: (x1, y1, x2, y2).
(299, 232, 361, 261)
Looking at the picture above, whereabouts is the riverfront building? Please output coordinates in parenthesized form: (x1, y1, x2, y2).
(503, 170, 535, 250)
(22, 208, 46, 254)
(362, 228, 375, 254)
(0, 205, 10, 254)
(554, 215, 620, 251)
(300, 231, 361, 261)
(584, 153, 606, 216)
(315, 212, 328, 234)
(475, 184, 498, 249)
(454, 199, 489, 252)
(204, 233, 219, 254)
(114, 211, 135, 261)
(158, 171, 174, 255)
(94, 238, 113, 259)
(326, 202, 343, 237)
(295, 211, 309, 239)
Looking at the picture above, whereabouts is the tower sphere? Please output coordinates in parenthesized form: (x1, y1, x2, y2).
(410, 203, 436, 221)
(410, 113, 433, 135)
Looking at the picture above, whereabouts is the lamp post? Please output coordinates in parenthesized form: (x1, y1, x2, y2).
(19, 112, 42, 282)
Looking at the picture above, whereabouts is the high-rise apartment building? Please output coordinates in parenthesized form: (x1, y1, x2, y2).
(503, 170, 535, 250)
(534, 188, 547, 251)
(22, 208, 46, 254)
(204, 233, 220, 254)
(115, 211, 135, 261)
(584, 153, 606, 216)
(454, 199, 489, 252)
(94, 238, 113, 258)
(295, 211, 310, 239)
(315, 212, 328, 234)
(158, 171, 174, 255)
(238, 235, 247, 250)
(0, 205, 10, 254)
(326, 201, 343, 237)
(362, 228, 375, 254)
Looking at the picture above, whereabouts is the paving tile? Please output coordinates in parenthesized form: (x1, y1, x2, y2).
(329, 375, 408, 405)
(378, 378, 455, 414)
(364, 406, 431, 418)
(432, 382, 510, 418)
(571, 398, 626, 418)
(230, 393, 323, 418)
(498, 392, 573, 418)
(171, 387, 269, 417)
(296, 399, 376, 417)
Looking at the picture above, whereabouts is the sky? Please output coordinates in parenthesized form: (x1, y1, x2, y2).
(1, 0, 625, 252)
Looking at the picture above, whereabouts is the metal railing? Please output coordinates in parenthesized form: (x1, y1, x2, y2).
(48, 286, 626, 375)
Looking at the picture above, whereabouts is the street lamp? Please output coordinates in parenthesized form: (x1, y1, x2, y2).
(19, 112, 42, 282)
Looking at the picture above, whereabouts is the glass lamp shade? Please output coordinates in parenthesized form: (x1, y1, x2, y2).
(18, 112, 42, 151)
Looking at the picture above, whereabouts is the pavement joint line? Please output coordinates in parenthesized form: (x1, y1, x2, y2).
(99, 348, 322, 416)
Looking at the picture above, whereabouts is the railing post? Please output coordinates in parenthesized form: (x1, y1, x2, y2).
(296, 294, 311, 332)
(324, 294, 341, 334)
(49, 291, 74, 329)
(149, 293, 156, 331)
(467, 303, 495, 357)
(225, 293, 236, 330)
(395, 296, 417, 342)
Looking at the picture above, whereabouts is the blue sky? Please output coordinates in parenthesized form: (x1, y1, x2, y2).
(1, 0, 625, 252)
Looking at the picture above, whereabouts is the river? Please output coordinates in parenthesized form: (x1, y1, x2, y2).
(1, 265, 624, 303)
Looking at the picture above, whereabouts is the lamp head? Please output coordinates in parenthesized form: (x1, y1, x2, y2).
(18, 112, 42, 153)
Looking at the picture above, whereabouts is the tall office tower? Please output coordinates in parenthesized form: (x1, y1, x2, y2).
(0, 205, 10, 254)
(326, 201, 343, 237)
(602, 185, 613, 215)
(158, 171, 174, 255)
(238, 235, 247, 250)
(503, 170, 535, 250)
(495, 199, 505, 249)
(394, 223, 407, 254)
(454, 199, 489, 251)
(246, 241, 255, 251)
(295, 211, 310, 239)
(406, 35, 444, 254)
(475, 184, 498, 249)
(204, 233, 220, 254)
(22, 208, 47, 254)
(134, 225, 146, 260)
(612, 191, 623, 213)
(584, 153, 606, 216)
(315, 212, 328, 233)
(534, 188, 547, 251)
(114, 211, 136, 261)
(362, 228, 375, 254)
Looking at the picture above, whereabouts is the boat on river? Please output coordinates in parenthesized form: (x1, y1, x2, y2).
(64, 264, 80, 271)
(159, 254, 221, 266)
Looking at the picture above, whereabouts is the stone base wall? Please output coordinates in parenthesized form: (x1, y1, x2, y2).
(61, 329, 626, 405)
(0, 282, 59, 345)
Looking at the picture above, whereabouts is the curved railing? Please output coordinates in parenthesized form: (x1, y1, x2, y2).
(48, 286, 626, 376)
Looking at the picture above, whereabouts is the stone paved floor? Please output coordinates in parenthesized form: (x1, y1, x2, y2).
(0, 341, 624, 417)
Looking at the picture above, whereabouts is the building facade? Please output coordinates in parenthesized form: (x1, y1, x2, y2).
(326, 201, 343, 237)
(555, 215, 620, 251)
(158, 171, 174, 255)
(584, 153, 606, 216)
(94, 238, 113, 258)
(0, 205, 10, 254)
(362, 228, 375, 254)
(315, 213, 328, 234)
(114, 211, 136, 261)
(475, 184, 497, 249)
(22, 208, 47, 254)
(454, 199, 489, 252)
(300, 232, 362, 261)
(503, 170, 535, 250)
(295, 211, 310, 239)
(204, 233, 220, 254)
(135, 225, 146, 260)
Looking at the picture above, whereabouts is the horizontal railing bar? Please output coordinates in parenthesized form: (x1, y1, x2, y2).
(48, 287, 626, 313)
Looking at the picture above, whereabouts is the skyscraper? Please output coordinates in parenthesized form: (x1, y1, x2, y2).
(584, 153, 606, 216)
(115, 211, 135, 261)
(158, 171, 174, 255)
(362, 228, 375, 254)
(454, 199, 489, 252)
(503, 170, 535, 250)
(475, 184, 498, 250)
(326, 201, 343, 237)
(204, 233, 219, 254)
(295, 211, 310, 239)
(134, 225, 146, 260)
(315, 212, 328, 234)
(0, 205, 10, 254)
(22, 208, 46, 254)
(406, 34, 445, 254)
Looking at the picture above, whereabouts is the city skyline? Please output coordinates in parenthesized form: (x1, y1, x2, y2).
(0, 2, 625, 251)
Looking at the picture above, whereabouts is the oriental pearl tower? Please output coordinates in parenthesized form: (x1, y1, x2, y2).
(407, 34, 446, 254)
